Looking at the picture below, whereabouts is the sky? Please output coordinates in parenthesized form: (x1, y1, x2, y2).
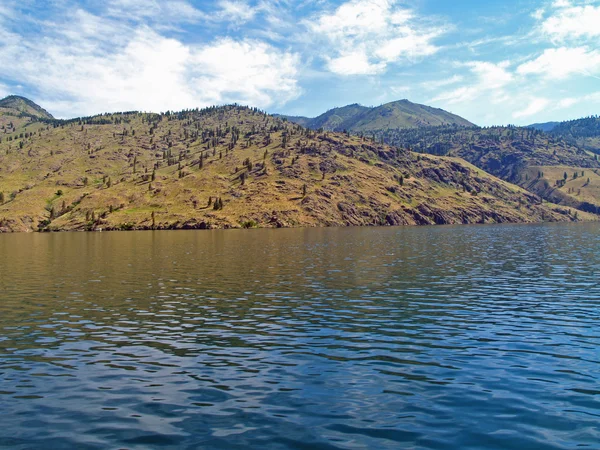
(0, 0, 598, 126)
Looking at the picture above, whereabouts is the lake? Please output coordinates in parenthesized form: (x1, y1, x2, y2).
(0, 224, 599, 449)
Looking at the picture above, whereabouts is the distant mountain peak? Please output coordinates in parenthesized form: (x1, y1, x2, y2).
(279, 99, 475, 132)
(0, 95, 54, 120)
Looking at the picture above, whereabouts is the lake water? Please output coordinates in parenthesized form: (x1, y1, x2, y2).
(0, 224, 599, 449)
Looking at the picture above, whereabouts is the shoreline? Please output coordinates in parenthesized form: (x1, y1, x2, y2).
(1, 214, 595, 234)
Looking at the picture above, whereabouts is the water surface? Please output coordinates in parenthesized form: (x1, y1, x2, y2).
(1, 224, 599, 449)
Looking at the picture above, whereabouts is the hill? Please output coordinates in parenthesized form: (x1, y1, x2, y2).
(279, 100, 474, 132)
(0, 95, 54, 120)
(0, 96, 54, 137)
(528, 122, 560, 132)
(527, 116, 600, 154)
(272, 114, 312, 128)
(306, 104, 371, 131)
(547, 116, 600, 154)
(0, 104, 586, 232)
(371, 125, 600, 214)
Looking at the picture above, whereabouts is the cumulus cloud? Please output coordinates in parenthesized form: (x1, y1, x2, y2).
(188, 38, 300, 107)
(306, 0, 445, 76)
(540, 3, 600, 40)
(326, 49, 386, 76)
(517, 47, 600, 80)
(0, 9, 300, 117)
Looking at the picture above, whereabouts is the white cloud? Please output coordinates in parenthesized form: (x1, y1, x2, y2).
(585, 91, 600, 103)
(552, 0, 571, 8)
(307, 0, 445, 76)
(431, 86, 478, 105)
(390, 85, 411, 96)
(513, 98, 550, 119)
(189, 38, 300, 106)
(375, 33, 439, 62)
(327, 49, 386, 75)
(106, 0, 205, 23)
(550, 91, 600, 111)
(557, 97, 578, 108)
(0, 10, 300, 117)
(432, 61, 513, 104)
(217, 0, 257, 24)
(0, 3, 15, 21)
(517, 47, 600, 80)
(540, 4, 600, 40)
(468, 61, 513, 89)
(421, 75, 464, 91)
(0, 82, 8, 98)
(532, 8, 545, 20)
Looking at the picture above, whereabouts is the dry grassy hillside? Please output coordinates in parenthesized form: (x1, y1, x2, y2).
(521, 165, 600, 214)
(0, 105, 591, 232)
(370, 124, 600, 214)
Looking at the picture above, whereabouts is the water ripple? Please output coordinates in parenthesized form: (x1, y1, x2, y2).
(1, 224, 599, 449)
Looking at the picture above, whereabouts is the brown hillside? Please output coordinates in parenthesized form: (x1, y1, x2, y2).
(0, 105, 589, 232)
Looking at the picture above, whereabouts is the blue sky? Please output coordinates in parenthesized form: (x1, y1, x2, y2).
(0, 0, 598, 126)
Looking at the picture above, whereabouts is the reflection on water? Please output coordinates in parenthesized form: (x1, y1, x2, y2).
(0, 224, 599, 449)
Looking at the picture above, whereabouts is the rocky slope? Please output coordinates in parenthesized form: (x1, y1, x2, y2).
(370, 124, 600, 215)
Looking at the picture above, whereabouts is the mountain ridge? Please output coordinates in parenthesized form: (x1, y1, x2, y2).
(278, 99, 475, 132)
(367, 124, 600, 214)
(0, 95, 54, 120)
(527, 121, 560, 132)
(0, 101, 587, 232)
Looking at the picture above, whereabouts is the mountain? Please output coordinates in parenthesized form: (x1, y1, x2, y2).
(546, 116, 600, 154)
(370, 124, 600, 214)
(0, 95, 54, 120)
(303, 104, 371, 131)
(528, 121, 560, 132)
(279, 100, 475, 132)
(0, 104, 586, 233)
(526, 116, 600, 154)
(273, 114, 312, 128)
